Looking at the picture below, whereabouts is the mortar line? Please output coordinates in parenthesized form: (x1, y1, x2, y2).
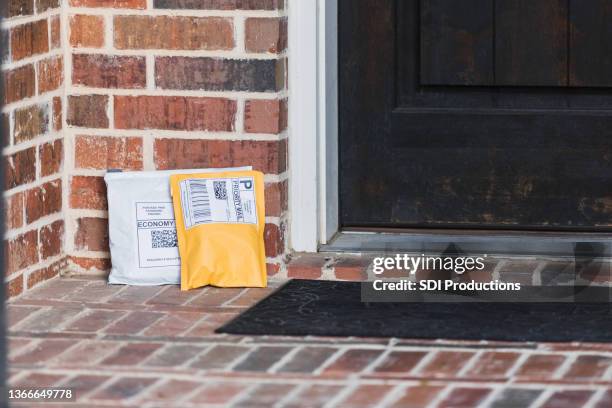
(378, 383, 409, 408)
(584, 388, 606, 408)
(275, 382, 308, 408)
(456, 350, 483, 377)
(268, 345, 303, 373)
(552, 353, 577, 379)
(322, 382, 358, 408)
(530, 387, 555, 408)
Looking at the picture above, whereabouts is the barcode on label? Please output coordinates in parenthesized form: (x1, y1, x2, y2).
(188, 180, 212, 223)
(179, 176, 257, 229)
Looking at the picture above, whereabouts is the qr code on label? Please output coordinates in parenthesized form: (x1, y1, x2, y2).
(151, 230, 177, 248)
(213, 181, 227, 200)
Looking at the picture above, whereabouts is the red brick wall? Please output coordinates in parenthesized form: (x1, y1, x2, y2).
(2, 0, 66, 298)
(2, 0, 288, 296)
(64, 0, 288, 277)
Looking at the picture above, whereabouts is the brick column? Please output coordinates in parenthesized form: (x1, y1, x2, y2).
(2, 0, 66, 297)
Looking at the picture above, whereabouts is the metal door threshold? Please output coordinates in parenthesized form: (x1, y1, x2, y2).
(320, 230, 612, 258)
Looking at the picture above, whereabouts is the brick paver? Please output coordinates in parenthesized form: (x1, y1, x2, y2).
(143, 344, 206, 367)
(101, 343, 162, 366)
(464, 352, 521, 379)
(515, 354, 566, 379)
(373, 350, 427, 374)
(418, 351, 476, 378)
(489, 388, 543, 408)
(7, 276, 612, 407)
(438, 387, 492, 408)
(338, 384, 396, 408)
(541, 390, 595, 408)
(563, 355, 612, 381)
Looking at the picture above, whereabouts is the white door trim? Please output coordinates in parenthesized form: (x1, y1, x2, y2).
(288, 0, 338, 252)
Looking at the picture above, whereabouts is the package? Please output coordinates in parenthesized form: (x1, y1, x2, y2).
(104, 167, 251, 285)
(170, 170, 267, 290)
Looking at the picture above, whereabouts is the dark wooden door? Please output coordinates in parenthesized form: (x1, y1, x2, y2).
(339, 0, 612, 230)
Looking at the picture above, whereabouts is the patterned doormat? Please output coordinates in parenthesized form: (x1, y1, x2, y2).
(217, 280, 612, 342)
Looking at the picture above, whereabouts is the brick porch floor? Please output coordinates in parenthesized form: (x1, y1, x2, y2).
(7, 276, 612, 407)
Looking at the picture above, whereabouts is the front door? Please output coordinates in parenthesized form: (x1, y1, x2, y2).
(339, 0, 612, 230)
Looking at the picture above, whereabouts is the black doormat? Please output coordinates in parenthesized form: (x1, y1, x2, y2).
(217, 280, 612, 342)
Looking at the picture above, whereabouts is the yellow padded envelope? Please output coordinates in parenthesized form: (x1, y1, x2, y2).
(170, 170, 267, 290)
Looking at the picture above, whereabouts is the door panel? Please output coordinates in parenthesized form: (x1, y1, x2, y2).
(495, 0, 568, 86)
(420, 0, 572, 87)
(339, 0, 612, 230)
(421, 0, 494, 86)
(570, 0, 612, 87)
